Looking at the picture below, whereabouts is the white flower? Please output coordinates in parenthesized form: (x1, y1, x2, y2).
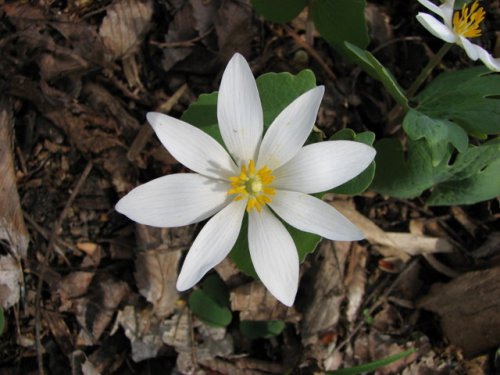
(416, 0, 500, 71)
(116, 53, 376, 306)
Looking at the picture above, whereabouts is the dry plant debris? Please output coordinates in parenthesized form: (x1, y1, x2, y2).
(0, 0, 498, 374)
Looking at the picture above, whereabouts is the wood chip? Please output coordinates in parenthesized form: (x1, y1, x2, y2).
(418, 266, 500, 356)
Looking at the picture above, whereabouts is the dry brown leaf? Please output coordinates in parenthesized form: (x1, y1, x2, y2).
(115, 305, 166, 362)
(73, 276, 130, 343)
(301, 241, 350, 340)
(162, 310, 192, 352)
(56, 271, 94, 311)
(99, 0, 154, 60)
(0, 98, 29, 259)
(230, 282, 301, 322)
(215, 0, 253, 62)
(135, 249, 181, 318)
(334, 200, 454, 259)
(345, 243, 368, 323)
(0, 255, 22, 309)
(161, 2, 198, 72)
(384, 232, 454, 256)
(418, 266, 500, 356)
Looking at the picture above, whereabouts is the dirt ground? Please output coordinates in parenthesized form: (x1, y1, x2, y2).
(0, 0, 499, 374)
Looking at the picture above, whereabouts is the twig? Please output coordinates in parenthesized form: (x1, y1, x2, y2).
(127, 83, 188, 162)
(282, 25, 338, 82)
(35, 160, 93, 375)
(150, 27, 214, 48)
(333, 258, 420, 354)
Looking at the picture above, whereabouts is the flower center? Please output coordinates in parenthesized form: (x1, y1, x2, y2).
(227, 160, 276, 212)
(452, 0, 485, 38)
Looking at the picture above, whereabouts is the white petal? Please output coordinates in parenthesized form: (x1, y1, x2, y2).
(248, 207, 299, 306)
(273, 141, 376, 194)
(147, 112, 238, 180)
(416, 13, 457, 43)
(257, 86, 325, 170)
(417, 0, 446, 19)
(115, 174, 230, 227)
(439, 0, 455, 26)
(270, 191, 364, 241)
(477, 47, 500, 71)
(176, 199, 246, 290)
(217, 53, 263, 164)
(458, 37, 480, 60)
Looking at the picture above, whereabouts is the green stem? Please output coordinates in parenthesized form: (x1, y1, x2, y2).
(406, 43, 453, 98)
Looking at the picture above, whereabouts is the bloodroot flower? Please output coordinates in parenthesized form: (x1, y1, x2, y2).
(116, 53, 376, 306)
(416, 0, 500, 71)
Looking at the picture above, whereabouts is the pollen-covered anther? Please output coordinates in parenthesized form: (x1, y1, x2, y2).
(227, 160, 276, 212)
(452, 0, 485, 38)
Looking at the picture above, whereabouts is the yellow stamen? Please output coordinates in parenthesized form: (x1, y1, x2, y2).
(452, 0, 485, 38)
(227, 160, 276, 212)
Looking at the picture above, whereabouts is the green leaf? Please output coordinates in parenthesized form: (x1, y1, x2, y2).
(327, 348, 416, 375)
(415, 67, 500, 135)
(344, 42, 408, 107)
(240, 320, 286, 339)
(311, 0, 369, 50)
(182, 70, 317, 140)
(371, 137, 500, 205)
(427, 140, 500, 205)
(181, 92, 223, 145)
(188, 274, 232, 327)
(370, 138, 448, 199)
(0, 307, 4, 336)
(329, 129, 376, 195)
(403, 108, 468, 166)
(256, 70, 317, 126)
(252, 0, 307, 23)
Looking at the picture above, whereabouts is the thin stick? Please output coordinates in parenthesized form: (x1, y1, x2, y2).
(283, 25, 338, 82)
(35, 160, 93, 375)
(127, 84, 188, 162)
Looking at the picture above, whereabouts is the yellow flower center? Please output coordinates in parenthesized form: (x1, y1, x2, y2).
(452, 0, 485, 38)
(227, 160, 276, 212)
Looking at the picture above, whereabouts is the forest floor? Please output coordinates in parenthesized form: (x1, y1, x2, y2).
(0, 0, 499, 374)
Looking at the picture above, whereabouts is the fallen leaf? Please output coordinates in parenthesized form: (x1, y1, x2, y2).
(99, 0, 154, 60)
(418, 266, 500, 356)
(135, 249, 181, 318)
(73, 276, 130, 343)
(115, 305, 166, 362)
(0, 98, 29, 259)
(301, 241, 350, 340)
(0, 255, 22, 309)
(230, 282, 301, 323)
(345, 243, 368, 323)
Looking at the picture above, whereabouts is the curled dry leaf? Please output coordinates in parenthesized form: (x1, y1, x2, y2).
(135, 249, 181, 318)
(115, 305, 166, 362)
(345, 243, 368, 323)
(73, 276, 130, 343)
(418, 266, 500, 356)
(0, 98, 29, 259)
(334, 200, 454, 260)
(230, 282, 301, 323)
(99, 0, 154, 60)
(301, 241, 350, 341)
(0, 255, 22, 309)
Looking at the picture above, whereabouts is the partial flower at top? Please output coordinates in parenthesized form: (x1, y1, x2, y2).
(115, 53, 376, 306)
(416, 0, 500, 71)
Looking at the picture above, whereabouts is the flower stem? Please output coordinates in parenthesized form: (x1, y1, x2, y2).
(406, 43, 453, 98)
